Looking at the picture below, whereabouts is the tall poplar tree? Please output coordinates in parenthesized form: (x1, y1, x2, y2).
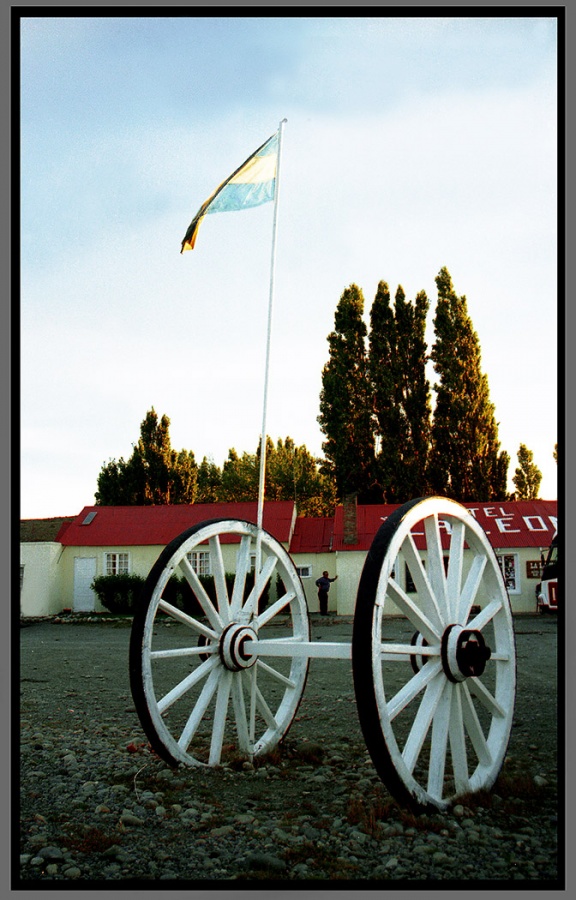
(369, 281, 431, 501)
(512, 444, 542, 500)
(428, 268, 508, 500)
(318, 284, 376, 501)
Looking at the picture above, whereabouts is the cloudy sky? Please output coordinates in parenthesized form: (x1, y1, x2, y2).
(19, 14, 559, 519)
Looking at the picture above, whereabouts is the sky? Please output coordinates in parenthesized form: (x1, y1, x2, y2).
(18, 14, 559, 519)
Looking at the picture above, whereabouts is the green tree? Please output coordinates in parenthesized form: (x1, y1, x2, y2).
(369, 281, 432, 501)
(318, 284, 376, 501)
(196, 457, 222, 503)
(428, 268, 509, 501)
(94, 456, 141, 505)
(215, 437, 337, 515)
(512, 443, 542, 500)
(95, 408, 197, 505)
(265, 436, 337, 516)
(219, 448, 260, 503)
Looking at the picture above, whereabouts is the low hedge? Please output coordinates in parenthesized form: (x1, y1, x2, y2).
(91, 573, 145, 614)
(91, 571, 269, 617)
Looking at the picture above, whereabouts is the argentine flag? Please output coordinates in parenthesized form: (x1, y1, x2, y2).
(181, 132, 279, 252)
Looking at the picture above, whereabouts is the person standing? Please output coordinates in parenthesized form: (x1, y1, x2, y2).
(315, 570, 338, 616)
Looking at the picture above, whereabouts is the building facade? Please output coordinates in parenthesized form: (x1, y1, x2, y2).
(20, 499, 557, 617)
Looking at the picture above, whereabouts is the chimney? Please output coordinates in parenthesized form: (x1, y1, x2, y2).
(343, 492, 358, 545)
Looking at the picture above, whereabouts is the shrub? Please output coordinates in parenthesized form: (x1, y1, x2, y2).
(171, 572, 269, 617)
(92, 569, 270, 618)
(91, 573, 145, 615)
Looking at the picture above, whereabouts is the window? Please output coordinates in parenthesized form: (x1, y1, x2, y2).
(296, 565, 312, 578)
(186, 550, 211, 577)
(105, 552, 129, 576)
(496, 553, 520, 594)
(20, 564, 24, 592)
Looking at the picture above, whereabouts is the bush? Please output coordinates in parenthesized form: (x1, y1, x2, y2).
(173, 571, 269, 617)
(91, 570, 270, 618)
(91, 573, 145, 615)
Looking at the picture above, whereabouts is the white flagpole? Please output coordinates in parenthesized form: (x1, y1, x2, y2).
(256, 118, 287, 569)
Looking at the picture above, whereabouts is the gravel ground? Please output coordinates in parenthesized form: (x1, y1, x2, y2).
(18, 614, 562, 888)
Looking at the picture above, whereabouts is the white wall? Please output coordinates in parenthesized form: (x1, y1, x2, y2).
(20, 543, 64, 617)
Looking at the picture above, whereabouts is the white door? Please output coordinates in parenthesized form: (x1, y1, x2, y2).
(73, 557, 97, 612)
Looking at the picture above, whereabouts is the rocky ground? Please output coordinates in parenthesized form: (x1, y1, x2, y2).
(18, 614, 562, 888)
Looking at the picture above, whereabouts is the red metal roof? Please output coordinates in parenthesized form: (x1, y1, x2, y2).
(289, 517, 334, 554)
(56, 501, 296, 547)
(53, 499, 557, 554)
(331, 500, 558, 552)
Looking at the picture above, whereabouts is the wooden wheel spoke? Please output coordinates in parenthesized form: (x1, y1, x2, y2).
(208, 670, 233, 765)
(385, 578, 441, 644)
(380, 641, 440, 663)
(403, 533, 444, 632)
(256, 590, 296, 627)
(468, 675, 506, 718)
(157, 599, 218, 642)
(457, 553, 487, 623)
(448, 686, 470, 793)
(177, 665, 221, 751)
(256, 658, 297, 688)
(253, 686, 278, 730)
(243, 669, 278, 730)
(242, 554, 278, 619)
(178, 556, 223, 631)
(157, 655, 219, 714)
(427, 682, 453, 798)
(230, 535, 253, 617)
(446, 520, 465, 622)
(461, 683, 492, 767)
(402, 673, 446, 774)
(386, 660, 442, 721)
(467, 597, 503, 632)
(150, 645, 216, 661)
(209, 534, 230, 624)
(231, 675, 251, 756)
(424, 515, 449, 622)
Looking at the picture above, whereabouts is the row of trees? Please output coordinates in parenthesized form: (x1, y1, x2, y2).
(95, 412, 337, 516)
(96, 267, 549, 511)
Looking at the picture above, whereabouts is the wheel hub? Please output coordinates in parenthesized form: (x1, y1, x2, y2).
(410, 631, 429, 673)
(441, 624, 491, 682)
(219, 623, 258, 671)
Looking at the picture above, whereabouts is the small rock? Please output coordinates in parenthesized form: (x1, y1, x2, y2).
(246, 851, 287, 873)
(64, 866, 82, 879)
(120, 813, 144, 826)
(38, 846, 65, 861)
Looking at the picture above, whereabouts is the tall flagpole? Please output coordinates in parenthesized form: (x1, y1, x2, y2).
(256, 118, 287, 567)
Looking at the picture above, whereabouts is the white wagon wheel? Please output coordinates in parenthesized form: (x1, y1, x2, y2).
(129, 519, 310, 767)
(352, 497, 516, 813)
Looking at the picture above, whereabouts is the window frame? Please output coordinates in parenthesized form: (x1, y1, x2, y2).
(496, 551, 520, 595)
(186, 550, 212, 577)
(104, 552, 130, 576)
